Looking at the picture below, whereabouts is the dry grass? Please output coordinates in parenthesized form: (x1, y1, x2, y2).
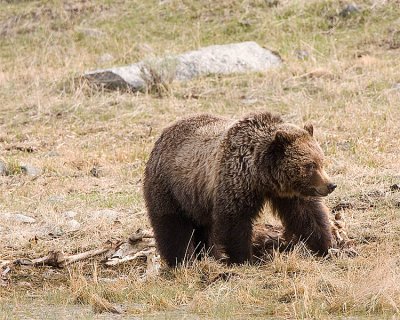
(1, 0, 400, 318)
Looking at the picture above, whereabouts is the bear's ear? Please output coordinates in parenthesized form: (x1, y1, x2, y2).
(275, 130, 295, 144)
(304, 123, 314, 136)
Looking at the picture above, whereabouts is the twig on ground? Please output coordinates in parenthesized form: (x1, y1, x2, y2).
(0, 216, 357, 281)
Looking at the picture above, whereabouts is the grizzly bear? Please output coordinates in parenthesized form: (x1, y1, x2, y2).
(143, 112, 336, 266)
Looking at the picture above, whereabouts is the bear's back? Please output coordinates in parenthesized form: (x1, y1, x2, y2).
(145, 115, 233, 222)
(144, 112, 285, 224)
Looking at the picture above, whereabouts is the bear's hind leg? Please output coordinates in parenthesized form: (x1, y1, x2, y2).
(151, 212, 197, 267)
(192, 225, 211, 260)
(145, 187, 197, 267)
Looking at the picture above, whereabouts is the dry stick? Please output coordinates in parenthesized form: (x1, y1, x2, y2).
(14, 248, 112, 268)
(62, 248, 111, 266)
(128, 229, 154, 243)
(104, 248, 156, 266)
(104, 237, 156, 266)
(1, 220, 356, 272)
(0, 230, 156, 270)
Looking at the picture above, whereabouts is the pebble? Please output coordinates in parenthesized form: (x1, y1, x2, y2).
(340, 3, 360, 17)
(44, 151, 60, 157)
(0, 212, 36, 224)
(65, 219, 81, 232)
(20, 164, 42, 177)
(390, 184, 400, 191)
(63, 211, 78, 219)
(78, 27, 106, 38)
(295, 49, 309, 60)
(91, 209, 119, 221)
(391, 83, 400, 90)
(47, 195, 66, 203)
(0, 160, 7, 175)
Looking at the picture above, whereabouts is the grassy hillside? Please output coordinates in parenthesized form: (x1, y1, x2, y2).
(1, 0, 400, 318)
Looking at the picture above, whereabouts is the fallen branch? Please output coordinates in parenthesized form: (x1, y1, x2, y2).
(0, 214, 356, 281)
(13, 247, 112, 268)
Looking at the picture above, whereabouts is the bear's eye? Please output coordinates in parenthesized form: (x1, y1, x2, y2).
(305, 162, 316, 171)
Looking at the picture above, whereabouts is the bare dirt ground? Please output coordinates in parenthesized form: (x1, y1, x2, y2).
(1, 0, 400, 318)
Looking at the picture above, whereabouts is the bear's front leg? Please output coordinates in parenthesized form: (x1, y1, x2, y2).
(270, 196, 332, 255)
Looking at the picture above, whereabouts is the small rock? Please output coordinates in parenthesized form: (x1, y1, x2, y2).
(390, 184, 400, 191)
(295, 49, 309, 60)
(91, 209, 119, 221)
(0, 160, 7, 175)
(63, 210, 78, 219)
(43, 269, 57, 279)
(78, 27, 106, 38)
(65, 219, 81, 232)
(44, 151, 60, 157)
(0, 212, 36, 224)
(264, 0, 279, 7)
(391, 83, 400, 91)
(48, 225, 64, 238)
(339, 3, 360, 17)
(239, 19, 253, 27)
(18, 281, 33, 288)
(47, 195, 65, 203)
(98, 277, 118, 283)
(334, 212, 343, 220)
(241, 97, 258, 105)
(20, 164, 42, 177)
(90, 166, 101, 177)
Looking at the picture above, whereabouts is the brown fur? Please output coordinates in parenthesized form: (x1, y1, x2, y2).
(143, 112, 336, 266)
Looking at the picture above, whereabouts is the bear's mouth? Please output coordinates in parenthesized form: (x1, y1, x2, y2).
(306, 188, 329, 197)
(312, 188, 330, 197)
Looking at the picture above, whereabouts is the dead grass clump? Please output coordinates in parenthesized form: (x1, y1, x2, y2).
(326, 253, 400, 315)
(140, 57, 178, 97)
(0, 2, 109, 37)
(1, 158, 22, 176)
(354, 256, 399, 313)
(68, 265, 122, 314)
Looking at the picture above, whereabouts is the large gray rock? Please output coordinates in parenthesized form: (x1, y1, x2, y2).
(84, 41, 281, 91)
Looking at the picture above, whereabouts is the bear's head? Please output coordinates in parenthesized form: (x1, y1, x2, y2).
(260, 124, 336, 198)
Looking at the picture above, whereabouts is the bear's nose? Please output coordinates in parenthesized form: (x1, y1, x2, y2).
(327, 183, 337, 193)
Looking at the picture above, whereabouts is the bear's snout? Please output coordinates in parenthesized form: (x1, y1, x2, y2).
(314, 184, 335, 196)
(311, 169, 336, 196)
(327, 183, 337, 193)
